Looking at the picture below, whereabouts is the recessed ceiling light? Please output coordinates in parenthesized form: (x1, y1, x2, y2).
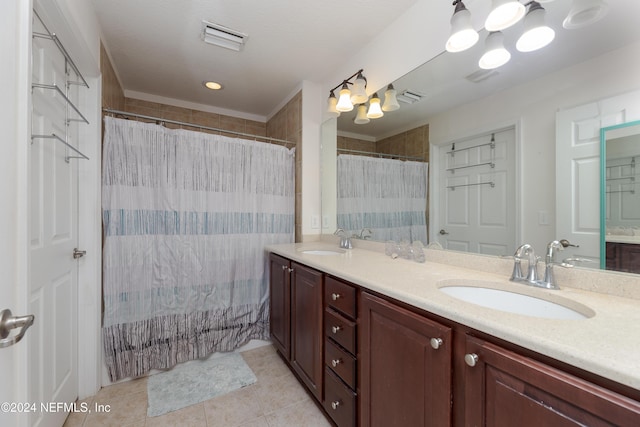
(204, 81, 223, 90)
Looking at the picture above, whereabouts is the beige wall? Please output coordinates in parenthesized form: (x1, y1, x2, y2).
(338, 123, 430, 162)
(100, 46, 303, 241)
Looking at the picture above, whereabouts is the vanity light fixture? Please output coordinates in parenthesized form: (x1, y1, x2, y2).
(485, 0, 526, 31)
(516, 1, 555, 52)
(327, 69, 398, 121)
(479, 31, 511, 69)
(382, 84, 400, 111)
(446, 0, 479, 53)
(563, 0, 609, 29)
(354, 104, 370, 124)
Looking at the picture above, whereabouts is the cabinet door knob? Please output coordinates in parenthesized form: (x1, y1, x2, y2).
(331, 326, 341, 334)
(430, 337, 443, 350)
(287, 268, 294, 273)
(331, 400, 341, 410)
(331, 358, 342, 367)
(464, 353, 479, 367)
(331, 293, 341, 301)
(281, 265, 287, 271)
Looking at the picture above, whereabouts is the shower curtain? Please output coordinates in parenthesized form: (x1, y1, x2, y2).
(337, 154, 428, 244)
(102, 117, 294, 381)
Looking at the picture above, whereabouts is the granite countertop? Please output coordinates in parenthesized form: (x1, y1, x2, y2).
(267, 241, 640, 391)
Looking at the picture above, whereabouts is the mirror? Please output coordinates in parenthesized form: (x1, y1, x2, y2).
(321, 0, 640, 270)
(601, 120, 640, 273)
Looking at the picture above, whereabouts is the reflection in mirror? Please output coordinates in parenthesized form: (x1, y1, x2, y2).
(321, 0, 640, 265)
(601, 120, 640, 274)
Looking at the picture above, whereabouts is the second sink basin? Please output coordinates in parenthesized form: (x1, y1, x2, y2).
(438, 280, 594, 320)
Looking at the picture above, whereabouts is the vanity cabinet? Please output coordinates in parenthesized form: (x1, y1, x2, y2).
(463, 335, 640, 426)
(269, 252, 640, 427)
(606, 241, 640, 274)
(360, 292, 452, 427)
(323, 276, 359, 427)
(268, 253, 324, 401)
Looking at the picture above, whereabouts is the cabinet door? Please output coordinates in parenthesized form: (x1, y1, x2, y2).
(291, 262, 324, 400)
(360, 292, 452, 427)
(464, 335, 640, 427)
(269, 253, 291, 359)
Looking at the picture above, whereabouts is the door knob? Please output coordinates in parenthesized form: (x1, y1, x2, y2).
(464, 353, 479, 367)
(439, 229, 449, 235)
(0, 309, 35, 349)
(73, 248, 87, 259)
(430, 337, 443, 350)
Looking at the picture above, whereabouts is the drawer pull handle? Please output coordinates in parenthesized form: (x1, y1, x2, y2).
(331, 358, 342, 367)
(331, 400, 341, 410)
(331, 293, 341, 301)
(331, 326, 341, 334)
(430, 337, 443, 350)
(464, 353, 479, 367)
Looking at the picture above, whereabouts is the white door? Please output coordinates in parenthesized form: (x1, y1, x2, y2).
(556, 89, 640, 267)
(437, 127, 516, 256)
(28, 10, 80, 427)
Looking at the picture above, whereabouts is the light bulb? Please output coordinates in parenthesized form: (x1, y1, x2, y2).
(336, 83, 354, 112)
(446, 1, 479, 53)
(382, 84, 400, 112)
(354, 104, 370, 124)
(516, 2, 555, 52)
(367, 93, 384, 119)
(479, 31, 511, 69)
(326, 92, 340, 117)
(485, 0, 526, 31)
(350, 72, 368, 104)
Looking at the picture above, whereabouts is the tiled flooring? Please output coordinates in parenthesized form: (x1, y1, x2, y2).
(63, 345, 331, 427)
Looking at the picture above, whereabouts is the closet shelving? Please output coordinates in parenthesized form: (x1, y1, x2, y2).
(31, 10, 89, 163)
(446, 135, 496, 191)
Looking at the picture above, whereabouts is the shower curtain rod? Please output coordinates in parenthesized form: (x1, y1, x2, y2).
(338, 147, 425, 162)
(102, 109, 296, 146)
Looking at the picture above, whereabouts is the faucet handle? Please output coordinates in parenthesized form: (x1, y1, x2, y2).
(559, 239, 579, 248)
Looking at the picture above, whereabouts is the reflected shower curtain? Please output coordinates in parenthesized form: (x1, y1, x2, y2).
(102, 117, 294, 381)
(337, 154, 428, 244)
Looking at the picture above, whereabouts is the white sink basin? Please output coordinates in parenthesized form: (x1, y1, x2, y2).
(300, 249, 345, 256)
(438, 280, 594, 320)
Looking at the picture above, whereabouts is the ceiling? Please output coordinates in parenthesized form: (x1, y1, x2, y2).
(94, 0, 640, 135)
(337, 0, 640, 139)
(92, 0, 420, 120)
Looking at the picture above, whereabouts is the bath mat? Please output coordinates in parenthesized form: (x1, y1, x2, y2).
(147, 352, 257, 417)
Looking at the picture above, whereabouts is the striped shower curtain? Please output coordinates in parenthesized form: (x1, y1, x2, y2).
(337, 154, 428, 244)
(102, 117, 294, 381)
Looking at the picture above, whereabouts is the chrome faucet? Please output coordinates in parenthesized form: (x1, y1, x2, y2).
(510, 244, 539, 283)
(334, 228, 352, 249)
(510, 240, 578, 290)
(358, 228, 372, 240)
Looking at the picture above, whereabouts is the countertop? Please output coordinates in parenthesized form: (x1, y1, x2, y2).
(267, 241, 640, 391)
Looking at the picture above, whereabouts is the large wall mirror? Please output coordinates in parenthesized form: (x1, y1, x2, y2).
(601, 120, 640, 274)
(321, 0, 640, 273)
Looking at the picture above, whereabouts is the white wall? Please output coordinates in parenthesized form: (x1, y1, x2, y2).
(429, 41, 640, 251)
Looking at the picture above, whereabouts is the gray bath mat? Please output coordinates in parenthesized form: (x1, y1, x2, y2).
(147, 352, 257, 417)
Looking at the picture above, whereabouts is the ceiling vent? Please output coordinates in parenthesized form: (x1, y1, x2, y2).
(202, 20, 248, 51)
(396, 90, 425, 104)
(465, 69, 499, 83)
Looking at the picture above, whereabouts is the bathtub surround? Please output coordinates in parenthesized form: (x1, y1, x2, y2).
(146, 352, 257, 417)
(102, 117, 294, 381)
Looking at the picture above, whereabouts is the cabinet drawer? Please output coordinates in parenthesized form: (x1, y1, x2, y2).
(324, 367, 356, 427)
(325, 276, 357, 318)
(325, 338, 357, 390)
(325, 308, 357, 354)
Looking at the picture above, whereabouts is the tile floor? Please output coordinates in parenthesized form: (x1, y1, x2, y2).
(63, 345, 331, 427)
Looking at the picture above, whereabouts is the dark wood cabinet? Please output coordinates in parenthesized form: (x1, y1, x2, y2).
(290, 262, 324, 401)
(360, 292, 453, 427)
(269, 253, 291, 359)
(324, 275, 359, 427)
(269, 253, 640, 427)
(463, 335, 640, 427)
(606, 241, 640, 273)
